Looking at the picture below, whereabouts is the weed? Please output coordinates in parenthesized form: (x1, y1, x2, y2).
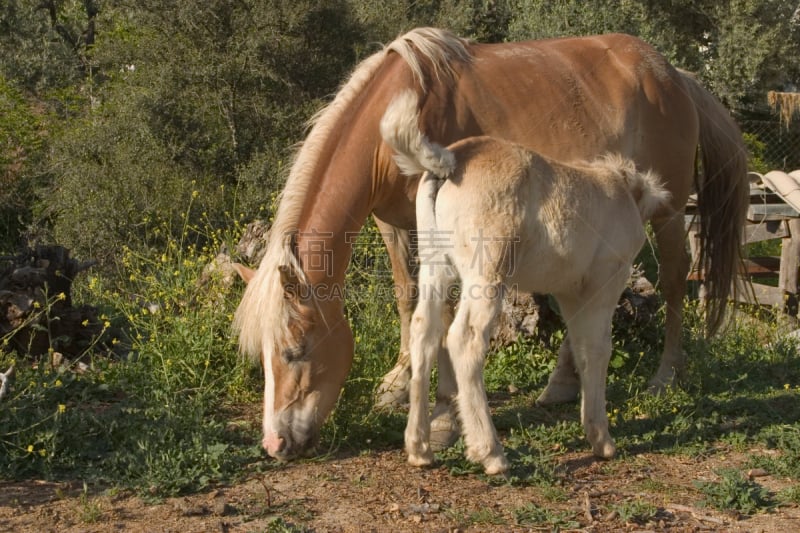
(777, 485, 800, 505)
(512, 502, 579, 529)
(78, 483, 102, 523)
(264, 517, 311, 533)
(445, 506, 506, 526)
(694, 468, 773, 514)
(611, 498, 659, 524)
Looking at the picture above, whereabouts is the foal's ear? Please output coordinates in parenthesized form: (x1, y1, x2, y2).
(232, 263, 256, 284)
(278, 264, 301, 300)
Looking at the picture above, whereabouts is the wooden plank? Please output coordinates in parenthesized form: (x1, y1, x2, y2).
(748, 203, 800, 221)
(744, 220, 789, 243)
(686, 218, 790, 243)
(736, 282, 784, 307)
(742, 256, 781, 277)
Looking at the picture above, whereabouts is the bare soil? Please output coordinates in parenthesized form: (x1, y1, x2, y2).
(1, 445, 798, 532)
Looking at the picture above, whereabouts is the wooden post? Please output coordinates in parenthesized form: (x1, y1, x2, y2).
(779, 218, 800, 316)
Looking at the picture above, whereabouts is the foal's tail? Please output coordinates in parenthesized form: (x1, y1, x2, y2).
(679, 71, 749, 335)
(601, 154, 672, 221)
(380, 90, 456, 178)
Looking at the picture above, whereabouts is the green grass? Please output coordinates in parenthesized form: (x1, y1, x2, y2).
(694, 468, 774, 515)
(2, 215, 800, 522)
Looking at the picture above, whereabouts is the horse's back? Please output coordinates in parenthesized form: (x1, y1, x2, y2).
(441, 33, 696, 202)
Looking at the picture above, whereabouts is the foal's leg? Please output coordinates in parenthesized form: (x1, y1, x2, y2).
(429, 302, 460, 451)
(405, 264, 450, 467)
(556, 294, 617, 459)
(649, 212, 690, 393)
(448, 285, 508, 475)
(374, 218, 461, 449)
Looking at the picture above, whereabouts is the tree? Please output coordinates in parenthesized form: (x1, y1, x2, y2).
(506, 0, 800, 112)
(42, 0, 369, 266)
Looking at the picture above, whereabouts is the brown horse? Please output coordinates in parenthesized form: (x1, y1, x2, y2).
(233, 28, 748, 460)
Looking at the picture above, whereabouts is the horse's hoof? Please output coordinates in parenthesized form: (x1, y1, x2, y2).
(647, 371, 678, 396)
(375, 387, 409, 410)
(429, 410, 460, 451)
(536, 381, 580, 406)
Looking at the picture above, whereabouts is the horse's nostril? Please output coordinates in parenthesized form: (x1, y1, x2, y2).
(263, 432, 288, 458)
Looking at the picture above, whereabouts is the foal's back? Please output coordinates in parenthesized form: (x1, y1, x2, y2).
(433, 137, 649, 295)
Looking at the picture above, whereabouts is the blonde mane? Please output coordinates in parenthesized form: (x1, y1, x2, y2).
(233, 28, 472, 360)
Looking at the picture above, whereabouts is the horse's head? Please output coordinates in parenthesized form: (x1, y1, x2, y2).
(234, 259, 353, 461)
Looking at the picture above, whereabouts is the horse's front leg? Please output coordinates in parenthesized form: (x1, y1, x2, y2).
(373, 218, 415, 408)
(536, 334, 580, 405)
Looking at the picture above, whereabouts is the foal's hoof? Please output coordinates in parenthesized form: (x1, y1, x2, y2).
(429, 410, 460, 451)
(591, 439, 616, 460)
(536, 381, 580, 406)
(407, 449, 435, 468)
(482, 454, 510, 476)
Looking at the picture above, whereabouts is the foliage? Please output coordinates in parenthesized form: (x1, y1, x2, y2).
(743, 132, 772, 174)
(0, 76, 45, 247)
(694, 468, 773, 514)
(0, 0, 96, 94)
(0, 214, 262, 496)
(507, 0, 800, 111)
(512, 502, 579, 529)
(611, 498, 659, 524)
(2, 0, 798, 259)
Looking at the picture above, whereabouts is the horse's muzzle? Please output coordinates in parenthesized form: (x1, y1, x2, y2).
(262, 431, 317, 461)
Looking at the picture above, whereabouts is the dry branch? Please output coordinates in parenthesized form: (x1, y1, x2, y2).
(768, 91, 800, 128)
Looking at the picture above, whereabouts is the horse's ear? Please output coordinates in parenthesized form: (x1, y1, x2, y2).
(232, 263, 256, 284)
(278, 264, 300, 300)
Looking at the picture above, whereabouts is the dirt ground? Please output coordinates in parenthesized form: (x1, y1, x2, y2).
(2, 445, 798, 533)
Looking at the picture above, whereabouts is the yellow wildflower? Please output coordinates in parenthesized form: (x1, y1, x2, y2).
(27, 445, 34, 453)
(58, 404, 66, 413)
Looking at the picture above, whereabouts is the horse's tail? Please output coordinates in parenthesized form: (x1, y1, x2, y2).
(380, 90, 456, 178)
(679, 71, 749, 334)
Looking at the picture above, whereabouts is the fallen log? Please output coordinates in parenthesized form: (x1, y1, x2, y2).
(0, 245, 101, 358)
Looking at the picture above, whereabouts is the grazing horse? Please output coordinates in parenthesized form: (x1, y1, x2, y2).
(233, 28, 748, 461)
(381, 90, 671, 473)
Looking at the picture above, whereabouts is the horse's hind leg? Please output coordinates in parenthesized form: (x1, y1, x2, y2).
(556, 293, 618, 459)
(650, 213, 690, 393)
(448, 284, 508, 475)
(405, 263, 450, 467)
